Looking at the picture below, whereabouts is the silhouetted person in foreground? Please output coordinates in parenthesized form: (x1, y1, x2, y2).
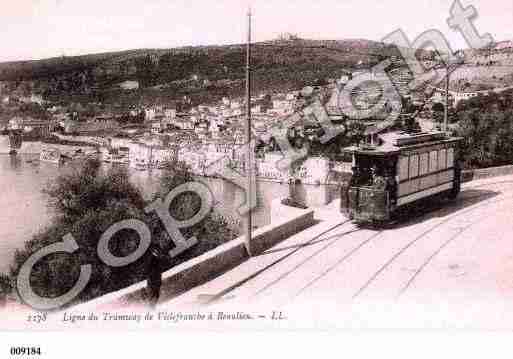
(146, 244, 166, 309)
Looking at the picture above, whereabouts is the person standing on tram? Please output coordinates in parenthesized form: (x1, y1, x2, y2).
(371, 164, 387, 190)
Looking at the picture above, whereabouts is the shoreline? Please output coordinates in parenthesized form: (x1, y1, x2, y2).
(0, 136, 94, 155)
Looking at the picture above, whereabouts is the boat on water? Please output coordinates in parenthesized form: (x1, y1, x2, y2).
(40, 148, 63, 164)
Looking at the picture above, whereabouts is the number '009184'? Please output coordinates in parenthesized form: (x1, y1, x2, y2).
(10, 347, 42, 356)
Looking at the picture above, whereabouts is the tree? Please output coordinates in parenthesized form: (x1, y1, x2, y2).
(148, 160, 237, 264)
(455, 92, 513, 169)
(45, 159, 145, 224)
(0, 273, 11, 307)
(432, 102, 445, 113)
(6, 157, 237, 309)
(7, 159, 150, 307)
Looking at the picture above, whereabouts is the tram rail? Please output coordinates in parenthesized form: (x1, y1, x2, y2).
(353, 189, 513, 299)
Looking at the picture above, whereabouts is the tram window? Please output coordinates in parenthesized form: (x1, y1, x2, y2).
(399, 156, 409, 181)
(409, 154, 419, 178)
(419, 153, 429, 175)
(447, 148, 454, 168)
(430, 151, 438, 172)
(438, 149, 447, 170)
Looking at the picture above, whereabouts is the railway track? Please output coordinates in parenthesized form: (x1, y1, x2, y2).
(207, 178, 513, 305)
(352, 188, 513, 299)
(250, 223, 375, 299)
(253, 179, 513, 302)
(396, 180, 513, 295)
(291, 229, 385, 298)
(206, 219, 355, 304)
(397, 213, 490, 295)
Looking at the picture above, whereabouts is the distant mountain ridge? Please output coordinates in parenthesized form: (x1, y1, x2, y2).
(0, 39, 401, 84)
(3, 38, 511, 105)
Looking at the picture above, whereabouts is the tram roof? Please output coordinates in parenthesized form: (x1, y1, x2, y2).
(343, 131, 463, 157)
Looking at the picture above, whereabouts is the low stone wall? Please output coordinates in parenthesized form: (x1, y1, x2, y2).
(289, 182, 343, 208)
(75, 203, 315, 310)
(462, 165, 513, 183)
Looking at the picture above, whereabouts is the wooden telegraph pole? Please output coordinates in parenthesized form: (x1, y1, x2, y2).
(444, 66, 449, 133)
(244, 8, 253, 256)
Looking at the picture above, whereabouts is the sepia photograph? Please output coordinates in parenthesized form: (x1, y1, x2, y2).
(1, 0, 513, 356)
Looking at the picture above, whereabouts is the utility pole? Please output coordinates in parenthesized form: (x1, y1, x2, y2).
(244, 7, 253, 257)
(444, 66, 449, 133)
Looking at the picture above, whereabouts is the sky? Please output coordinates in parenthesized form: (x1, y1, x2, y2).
(0, 0, 511, 62)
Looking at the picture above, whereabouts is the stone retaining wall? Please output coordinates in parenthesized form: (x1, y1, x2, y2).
(75, 204, 315, 310)
(462, 165, 513, 183)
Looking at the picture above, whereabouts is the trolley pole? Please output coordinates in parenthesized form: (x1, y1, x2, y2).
(244, 8, 253, 257)
(444, 66, 449, 133)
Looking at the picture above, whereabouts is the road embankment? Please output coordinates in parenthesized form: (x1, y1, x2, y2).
(74, 202, 315, 311)
(463, 165, 513, 182)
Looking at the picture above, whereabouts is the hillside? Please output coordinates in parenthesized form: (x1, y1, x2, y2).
(4, 38, 512, 107)
(0, 39, 410, 105)
(0, 39, 393, 80)
(449, 41, 513, 92)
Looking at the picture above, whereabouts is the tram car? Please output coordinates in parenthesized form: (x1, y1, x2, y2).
(340, 131, 463, 224)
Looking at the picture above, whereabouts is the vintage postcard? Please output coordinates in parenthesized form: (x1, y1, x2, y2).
(1, 0, 513, 355)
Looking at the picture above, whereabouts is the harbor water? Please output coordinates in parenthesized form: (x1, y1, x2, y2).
(0, 153, 291, 273)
